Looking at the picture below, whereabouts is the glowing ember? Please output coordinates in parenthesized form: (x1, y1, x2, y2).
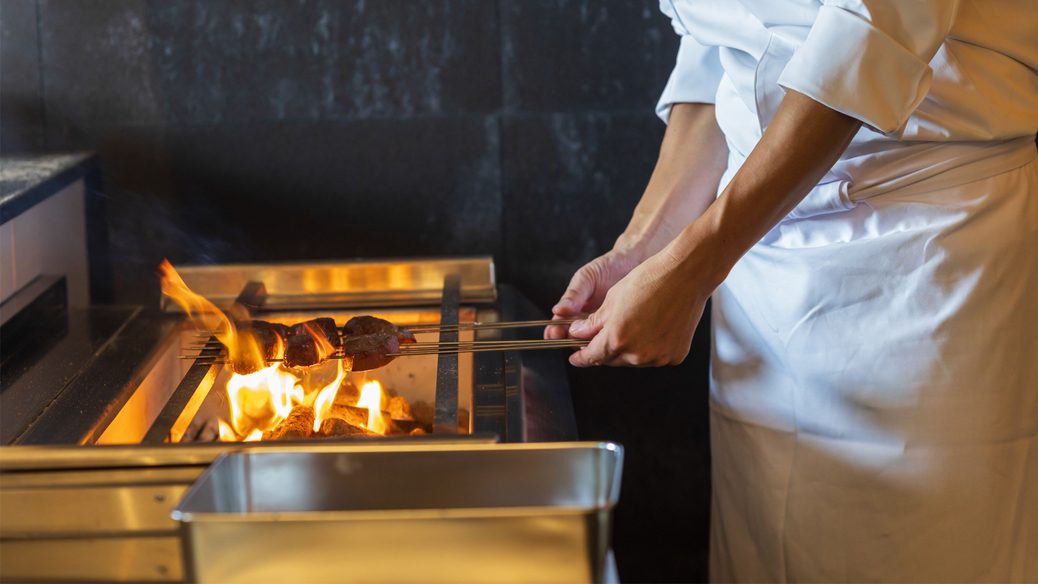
(356, 380, 386, 434)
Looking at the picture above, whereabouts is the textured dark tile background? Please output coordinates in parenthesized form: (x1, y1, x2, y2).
(1, 1, 709, 580)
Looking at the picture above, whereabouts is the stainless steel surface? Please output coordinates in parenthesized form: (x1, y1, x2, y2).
(165, 257, 496, 311)
(434, 273, 460, 434)
(174, 442, 623, 584)
(0, 438, 499, 582)
(0, 459, 204, 583)
(1, 537, 184, 582)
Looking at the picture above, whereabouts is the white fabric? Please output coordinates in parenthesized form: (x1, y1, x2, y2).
(655, 0, 1038, 581)
(711, 145, 1038, 582)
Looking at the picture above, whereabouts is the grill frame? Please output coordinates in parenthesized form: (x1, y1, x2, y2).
(0, 258, 577, 582)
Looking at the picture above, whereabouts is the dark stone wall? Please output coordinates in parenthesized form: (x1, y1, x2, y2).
(1, 1, 711, 580)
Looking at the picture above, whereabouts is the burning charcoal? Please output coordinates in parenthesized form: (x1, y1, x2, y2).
(390, 419, 425, 435)
(409, 428, 427, 436)
(342, 315, 417, 344)
(334, 380, 361, 407)
(410, 400, 435, 428)
(261, 405, 315, 440)
(327, 403, 369, 427)
(382, 414, 404, 436)
(342, 332, 400, 371)
(387, 396, 413, 420)
(317, 417, 379, 438)
(283, 318, 341, 369)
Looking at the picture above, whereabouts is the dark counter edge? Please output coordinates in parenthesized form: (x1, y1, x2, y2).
(0, 152, 114, 303)
(0, 152, 98, 225)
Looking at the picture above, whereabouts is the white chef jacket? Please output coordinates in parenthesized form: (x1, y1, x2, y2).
(656, 1, 1038, 581)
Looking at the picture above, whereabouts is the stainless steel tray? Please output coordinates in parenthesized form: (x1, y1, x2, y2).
(173, 442, 623, 583)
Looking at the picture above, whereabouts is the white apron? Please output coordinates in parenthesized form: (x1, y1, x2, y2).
(709, 137, 1038, 582)
(655, 1, 1038, 580)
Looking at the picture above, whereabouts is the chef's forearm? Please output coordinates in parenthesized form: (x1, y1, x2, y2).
(666, 90, 861, 287)
(615, 102, 729, 260)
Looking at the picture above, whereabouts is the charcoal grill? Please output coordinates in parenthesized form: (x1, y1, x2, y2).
(0, 257, 578, 582)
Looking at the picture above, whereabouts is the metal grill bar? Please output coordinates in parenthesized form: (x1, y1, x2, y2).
(433, 274, 461, 434)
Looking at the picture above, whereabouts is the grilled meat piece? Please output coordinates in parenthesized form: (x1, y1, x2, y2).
(283, 318, 342, 369)
(342, 332, 400, 372)
(250, 321, 289, 360)
(342, 315, 416, 345)
(227, 321, 289, 375)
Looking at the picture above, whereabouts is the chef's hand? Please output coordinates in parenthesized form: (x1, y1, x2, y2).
(565, 244, 715, 367)
(544, 248, 643, 340)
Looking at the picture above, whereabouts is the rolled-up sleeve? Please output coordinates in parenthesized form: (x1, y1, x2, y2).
(777, 0, 960, 136)
(656, 35, 725, 123)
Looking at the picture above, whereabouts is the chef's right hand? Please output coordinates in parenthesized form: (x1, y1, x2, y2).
(545, 249, 643, 339)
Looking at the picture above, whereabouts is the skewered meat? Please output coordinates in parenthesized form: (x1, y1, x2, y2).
(250, 321, 290, 360)
(228, 316, 414, 373)
(342, 316, 417, 344)
(227, 321, 290, 375)
(342, 332, 400, 372)
(261, 405, 315, 440)
(284, 317, 342, 369)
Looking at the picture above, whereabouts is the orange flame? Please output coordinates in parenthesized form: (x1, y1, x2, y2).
(356, 380, 385, 434)
(158, 259, 264, 374)
(310, 360, 346, 432)
(302, 321, 336, 363)
(225, 364, 301, 437)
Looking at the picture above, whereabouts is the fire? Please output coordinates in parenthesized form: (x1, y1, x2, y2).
(158, 260, 265, 374)
(356, 380, 386, 434)
(156, 259, 400, 441)
(219, 359, 347, 440)
(225, 364, 301, 436)
(302, 321, 336, 363)
(311, 360, 346, 432)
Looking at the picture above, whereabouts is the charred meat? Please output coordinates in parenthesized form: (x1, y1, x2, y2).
(284, 317, 342, 369)
(342, 315, 417, 345)
(227, 320, 290, 375)
(342, 332, 400, 371)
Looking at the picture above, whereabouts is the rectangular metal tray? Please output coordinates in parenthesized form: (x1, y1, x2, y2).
(173, 442, 623, 583)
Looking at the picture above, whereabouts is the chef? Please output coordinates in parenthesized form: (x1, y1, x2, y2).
(546, 0, 1038, 581)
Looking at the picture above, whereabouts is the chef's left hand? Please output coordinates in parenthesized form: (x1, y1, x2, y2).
(566, 246, 715, 367)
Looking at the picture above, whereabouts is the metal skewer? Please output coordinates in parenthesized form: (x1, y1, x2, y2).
(190, 318, 581, 338)
(178, 338, 590, 364)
